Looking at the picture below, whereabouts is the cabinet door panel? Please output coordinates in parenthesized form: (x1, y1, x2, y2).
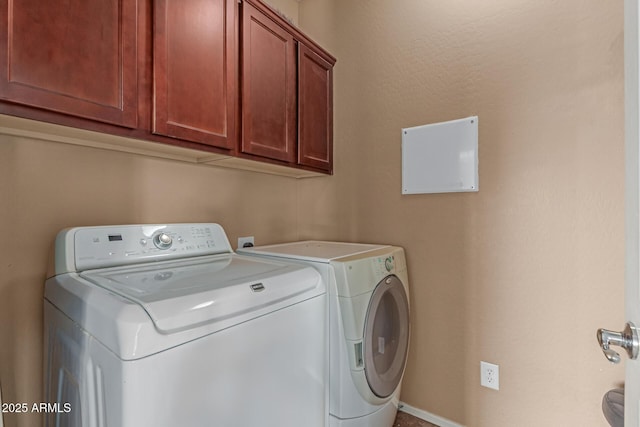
(298, 43, 333, 172)
(0, 0, 137, 127)
(241, 2, 296, 163)
(153, 0, 236, 149)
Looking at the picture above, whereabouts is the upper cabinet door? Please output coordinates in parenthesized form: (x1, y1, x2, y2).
(241, 1, 296, 163)
(0, 0, 138, 128)
(298, 43, 333, 173)
(153, 0, 236, 149)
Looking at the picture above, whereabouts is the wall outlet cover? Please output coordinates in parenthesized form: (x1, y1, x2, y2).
(237, 236, 255, 249)
(480, 361, 500, 391)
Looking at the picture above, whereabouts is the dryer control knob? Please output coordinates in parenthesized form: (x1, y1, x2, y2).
(385, 256, 394, 272)
(153, 232, 173, 249)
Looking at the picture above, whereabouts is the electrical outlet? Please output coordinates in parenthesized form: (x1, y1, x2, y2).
(480, 361, 500, 390)
(237, 236, 254, 249)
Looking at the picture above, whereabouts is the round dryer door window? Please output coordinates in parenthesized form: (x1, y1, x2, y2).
(363, 274, 410, 398)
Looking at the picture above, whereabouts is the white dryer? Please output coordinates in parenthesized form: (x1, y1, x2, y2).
(238, 241, 410, 427)
(44, 224, 327, 427)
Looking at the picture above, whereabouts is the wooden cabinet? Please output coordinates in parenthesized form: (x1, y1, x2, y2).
(240, 0, 335, 173)
(241, 1, 297, 163)
(0, 0, 138, 128)
(0, 0, 335, 174)
(298, 43, 333, 172)
(153, 0, 237, 149)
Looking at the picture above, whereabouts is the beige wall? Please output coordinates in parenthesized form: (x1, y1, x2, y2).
(263, 0, 300, 26)
(298, 0, 625, 426)
(0, 0, 626, 426)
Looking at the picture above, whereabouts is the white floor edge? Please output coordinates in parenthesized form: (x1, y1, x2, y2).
(398, 401, 465, 427)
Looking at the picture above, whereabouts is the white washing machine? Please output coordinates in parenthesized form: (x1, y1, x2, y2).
(238, 241, 410, 427)
(43, 224, 328, 427)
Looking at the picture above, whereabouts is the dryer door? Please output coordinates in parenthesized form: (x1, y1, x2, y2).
(363, 275, 410, 398)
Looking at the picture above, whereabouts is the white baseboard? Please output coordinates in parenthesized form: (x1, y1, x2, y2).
(398, 401, 465, 427)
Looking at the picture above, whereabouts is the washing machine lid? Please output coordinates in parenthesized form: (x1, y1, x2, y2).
(80, 254, 322, 333)
(238, 240, 389, 263)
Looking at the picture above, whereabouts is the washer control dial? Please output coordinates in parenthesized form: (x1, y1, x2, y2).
(153, 232, 173, 250)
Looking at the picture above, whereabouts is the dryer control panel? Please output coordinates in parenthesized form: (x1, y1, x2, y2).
(54, 223, 233, 274)
(373, 252, 407, 278)
(375, 255, 395, 276)
(333, 247, 408, 298)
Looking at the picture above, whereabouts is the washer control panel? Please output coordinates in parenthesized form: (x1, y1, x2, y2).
(58, 223, 233, 273)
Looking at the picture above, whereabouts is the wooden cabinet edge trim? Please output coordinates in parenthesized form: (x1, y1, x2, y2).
(0, 113, 331, 177)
